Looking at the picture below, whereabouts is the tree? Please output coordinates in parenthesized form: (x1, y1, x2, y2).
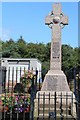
(17, 36, 27, 58)
(2, 38, 80, 79)
(62, 45, 73, 72)
(2, 39, 20, 58)
(0, 40, 2, 58)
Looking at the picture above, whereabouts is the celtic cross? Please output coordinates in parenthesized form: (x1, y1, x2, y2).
(45, 3, 68, 70)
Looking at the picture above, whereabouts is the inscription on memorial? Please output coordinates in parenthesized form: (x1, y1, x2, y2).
(52, 42, 60, 60)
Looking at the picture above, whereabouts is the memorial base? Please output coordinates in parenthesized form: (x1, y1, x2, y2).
(41, 70, 70, 91)
(34, 91, 76, 119)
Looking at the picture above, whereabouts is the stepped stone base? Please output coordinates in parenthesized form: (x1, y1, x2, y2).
(34, 91, 76, 119)
(41, 70, 70, 91)
(34, 116, 76, 120)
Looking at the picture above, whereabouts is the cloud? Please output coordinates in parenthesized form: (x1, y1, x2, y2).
(0, 28, 11, 41)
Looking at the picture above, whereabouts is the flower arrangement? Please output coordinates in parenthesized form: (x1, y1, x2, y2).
(0, 70, 35, 114)
(20, 70, 34, 88)
(1, 93, 30, 113)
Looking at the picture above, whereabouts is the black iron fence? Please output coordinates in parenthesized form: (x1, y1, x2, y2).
(0, 66, 42, 120)
(1, 67, 42, 93)
(67, 66, 80, 120)
(0, 66, 80, 120)
(34, 91, 77, 120)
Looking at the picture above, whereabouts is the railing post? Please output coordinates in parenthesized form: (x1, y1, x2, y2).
(60, 92, 63, 120)
(2, 67, 6, 120)
(0, 67, 6, 120)
(74, 67, 76, 97)
(16, 67, 18, 84)
(0, 66, 2, 120)
(35, 70, 38, 91)
(66, 92, 68, 119)
(39, 78, 40, 91)
(2, 67, 6, 94)
(49, 92, 50, 119)
(38, 92, 40, 119)
(30, 83, 34, 120)
(77, 72, 80, 120)
(54, 92, 56, 120)
(43, 92, 45, 119)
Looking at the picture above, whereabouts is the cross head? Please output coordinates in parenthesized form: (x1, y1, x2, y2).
(45, 3, 68, 29)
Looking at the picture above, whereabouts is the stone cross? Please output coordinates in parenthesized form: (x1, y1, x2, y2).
(45, 3, 68, 70)
(35, 4, 76, 116)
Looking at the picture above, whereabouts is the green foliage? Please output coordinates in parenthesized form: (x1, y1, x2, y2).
(1, 37, 80, 78)
(62, 44, 79, 74)
(0, 40, 2, 58)
(62, 45, 74, 72)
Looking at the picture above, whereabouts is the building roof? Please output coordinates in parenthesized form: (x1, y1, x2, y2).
(1, 58, 41, 64)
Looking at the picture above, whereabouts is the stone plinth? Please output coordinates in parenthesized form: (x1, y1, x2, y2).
(34, 91, 76, 119)
(41, 70, 70, 91)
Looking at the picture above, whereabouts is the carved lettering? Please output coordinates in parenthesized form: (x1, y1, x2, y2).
(52, 42, 60, 59)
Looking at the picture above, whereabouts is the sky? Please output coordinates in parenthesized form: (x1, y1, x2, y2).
(0, 2, 78, 48)
(78, 2, 80, 47)
(1, 0, 79, 2)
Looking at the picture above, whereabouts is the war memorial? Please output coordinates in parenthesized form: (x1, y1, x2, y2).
(34, 3, 76, 119)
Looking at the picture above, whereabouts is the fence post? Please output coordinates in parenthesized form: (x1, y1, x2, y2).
(30, 70, 38, 120)
(1, 67, 6, 94)
(77, 72, 80, 120)
(66, 92, 68, 119)
(43, 92, 45, 119)
(0, 66, 2, 94)
(49, 92, 50, 119)
(38, 92, 40, 119)
(1, 67, 6, 120)
(54, 92, 56, 120)
(0, 66, 2, 120)
(30, 81, 34, 120)
(39, 78, 40, 91)
(8, 67, 10, 93)
(36, 70, 38, 91)
(74, 67, 76, 97)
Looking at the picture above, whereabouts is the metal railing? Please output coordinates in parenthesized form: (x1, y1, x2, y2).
(67, 66, 80, 120)
(0, 66, 80, 120)
(0, 66, 42, 120)
(35, 92, 77, 120)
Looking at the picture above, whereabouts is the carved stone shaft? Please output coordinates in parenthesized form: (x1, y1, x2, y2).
(45, 3, 68, 70)
(41, 3, 69, 91)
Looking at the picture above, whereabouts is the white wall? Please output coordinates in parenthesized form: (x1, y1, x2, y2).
(30, 59, 42, 82)
(6, 64, 29, 83)
(1, 58, 42, 84)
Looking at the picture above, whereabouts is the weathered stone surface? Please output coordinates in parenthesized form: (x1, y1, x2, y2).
(41, 70, 70, 91)
(41, 3, 69, 91)
(34, 91, 76, 119)
(52, 42, 60, 60)
(45, 3, 68, 71)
